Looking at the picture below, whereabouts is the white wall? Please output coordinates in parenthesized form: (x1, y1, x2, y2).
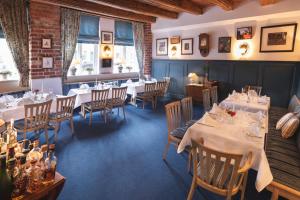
(152, 0, 300, 61)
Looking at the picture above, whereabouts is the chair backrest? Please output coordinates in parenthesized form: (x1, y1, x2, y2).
(163, 77, 171, 94)
(191, 139, 252, 198)
(181, 97, 193, 124)
(56, 95, 76, 117)
(144, 82, 157, 94)
(156, 81, 167, 96)
(210, 86, 218, 105)
(91, 89, 109, 105)
(202, 89, 211, 111)
(165, 101, 181, 135)
(242, 85, 262, 96)
(24, 99, 52, 129)
(111, 86, 127, 102)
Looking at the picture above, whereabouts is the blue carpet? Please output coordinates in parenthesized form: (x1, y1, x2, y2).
(24, 101, 273, 200)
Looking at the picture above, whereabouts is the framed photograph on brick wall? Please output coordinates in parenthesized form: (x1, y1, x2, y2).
(42, 38, 52, 49)
(42, 57, 53, 68)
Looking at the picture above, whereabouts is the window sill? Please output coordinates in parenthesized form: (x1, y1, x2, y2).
(64, 72, 139, 84)
(0, 80, 30, 94)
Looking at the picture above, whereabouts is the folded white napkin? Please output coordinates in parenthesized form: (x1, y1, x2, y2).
(210, 103, 225, 115)
(0, 95, 15, 103)
(248, 90, 258, 97)
(126, 79, 132, 84)
(17, 97, 34, 106)
(23, 91, 34, 98)
(0, 102, 6, 109)
(80, 84, 89, 89)
(200, 113, 220, 127)
(45, 93, 56, 101)
(246, 122, 263, 138)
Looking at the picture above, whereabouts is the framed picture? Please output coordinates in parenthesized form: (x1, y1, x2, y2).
(260, 23, 297, 52)
(156, 38, 168, 56)
(42, 38, 52, 49)
(170, 36, 180, 44)
(237, 27, 252, 40)
(101, 31, 113, 44)
(42, 57, 53, 68)
(181, 38, 193, 55)
(218, 37, 231, 53)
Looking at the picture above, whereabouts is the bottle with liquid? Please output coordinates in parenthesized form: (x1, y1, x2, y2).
(0, 155, 13, 200)
(44, 144, 57, 184)
(12, 155, 28, 198)
(27, 140, 42, 162)
(27, 159, 42, 193)
(40, 144, 48, 181)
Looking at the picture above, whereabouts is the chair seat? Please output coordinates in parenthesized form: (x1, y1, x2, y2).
(186, 120, 197, 128)
(49, 113, 72, 120)
(14, 119, 46, 130)
(82, 102, 106, 110)
(171, 126, 188, 139)
(107, 98, 124, 107)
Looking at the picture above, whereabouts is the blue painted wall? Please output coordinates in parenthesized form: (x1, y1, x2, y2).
(152, 59, 300, 107)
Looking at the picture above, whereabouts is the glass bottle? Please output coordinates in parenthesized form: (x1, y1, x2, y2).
(12, 155, 28, 198)
(7, 146, 15, 160)
(7, 158, 19, 181)
(0, 155, 13, 200)
(39, 144, 48, 181)
(27, 159, 42, 193)
(44, 144, 57, 184)
(27, 140, 42, 162)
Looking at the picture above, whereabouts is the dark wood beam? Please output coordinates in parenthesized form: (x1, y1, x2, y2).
(207, 0, 233, 11)
(87, 0, 178, 19)
(31, 0, 156, 23)
(260, 0, 277, 6)
(147, 0, 203, 15)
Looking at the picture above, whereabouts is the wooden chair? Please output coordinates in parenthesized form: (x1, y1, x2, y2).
(210, 86, 218, 105)
(49, 95, 76, 141)
(187, 138, 253, 200)
(243, 85, 262, 96)
(181, 97, 196, 127)
(136, 82, 157, 109)
(154, 81, 167, 108)
(202, 88, 211, 111)
(14, 100, 52, 144)
(163, 101, 184, 160)
(107, 86, 127, 120)
(81, 89, 109, 126)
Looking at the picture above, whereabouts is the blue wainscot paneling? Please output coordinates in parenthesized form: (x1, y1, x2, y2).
(152, 59, 300, 107)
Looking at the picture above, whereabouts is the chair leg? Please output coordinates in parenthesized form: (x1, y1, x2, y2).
(89, 111, 93, 126)
(187, 176, 197, 200)
(240, 171, 248, 200)
(23, 131, 27, 141)
(122, 106, 126, 120)
(117, 107, 119, 116)
(44, 128, 49, 145)
(104, 109, 107, 124)
(271, 189, 279, 200)
(54, 123, 59, 142)
(70, 118, 74, 134)
(187, 151, 192, 172)
(142, 100, 145, 109)
(163, 141, 171, 160)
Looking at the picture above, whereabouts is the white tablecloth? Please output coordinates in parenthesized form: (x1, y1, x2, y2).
(0, 97, 57, 122)
(68, 87, 113, 108)
(121, 81, 154, 98)
(178, 112, 273, 192)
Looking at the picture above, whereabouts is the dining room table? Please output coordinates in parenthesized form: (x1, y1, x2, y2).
(0, 93, 58, 122)
(120, 80, 156, 106)
(178, 103, 273, 193)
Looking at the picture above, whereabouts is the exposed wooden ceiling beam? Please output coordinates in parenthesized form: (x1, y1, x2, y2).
(206, 0, 233, 11)
(147, 0, 203, 15)
(260, 0, 277, 6)
(87, 0, 178, 19)
(31, 0, 156, 23)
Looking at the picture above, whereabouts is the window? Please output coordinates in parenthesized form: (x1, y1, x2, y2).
(0, 38, 19, 81)
(113, 45, 139, 73)
(69, 14, 100, 76)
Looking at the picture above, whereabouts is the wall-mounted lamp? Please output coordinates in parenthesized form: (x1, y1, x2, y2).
(239, 43, 249, 56)
(103, 45, 112, 58)
(171, 46, 177, 56)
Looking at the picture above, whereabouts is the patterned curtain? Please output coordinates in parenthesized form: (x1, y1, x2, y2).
(0, 0, 30, 87)
(61, 8, 80, 80)
(133, 22, 145, 79)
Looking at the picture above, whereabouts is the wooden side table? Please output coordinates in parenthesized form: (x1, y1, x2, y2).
(14, 172, 65, 200)
(185, 81, 218, 104)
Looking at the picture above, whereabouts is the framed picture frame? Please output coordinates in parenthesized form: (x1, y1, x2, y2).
(199, 33, 209, 57)
(260, 23, 297, 52)
(42, 57, 53, 68)
(181, 38, 194, 55)
(170, 36, 180, 44)
(237, 27, 252, 40)
(218, 37, 231, 53)
(42, 38, 52, 49)
(156, 38, 168, 56)
(101, 31, 113, 44)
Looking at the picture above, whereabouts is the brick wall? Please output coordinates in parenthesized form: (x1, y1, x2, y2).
(29, 2, 62, 79)
(144, 23, 152, 75)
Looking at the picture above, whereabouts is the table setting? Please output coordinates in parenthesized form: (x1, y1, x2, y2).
(178, 103, 273, 192)
(0, 91, 57, 122)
